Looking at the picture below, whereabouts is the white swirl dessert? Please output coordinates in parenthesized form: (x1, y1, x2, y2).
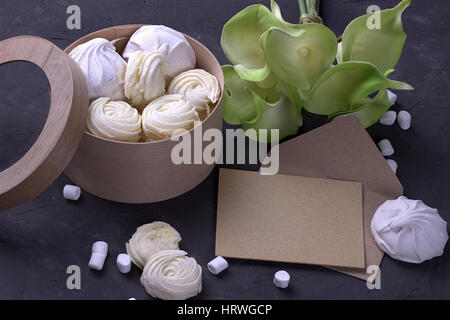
(142, 94, 200, 141)
(371, 196, 448, 263)
(126, 222, 182, 269)
(69, 38, 126, 101)
(124, 51, 166, 111)
(168, 69, 220, 119)
(122, 25, 196, 81)
(140, 250, 202, 300)
(86, 97, 142, 142)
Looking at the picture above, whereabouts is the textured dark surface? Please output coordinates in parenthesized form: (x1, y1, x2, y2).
(0, 0, 449, 300)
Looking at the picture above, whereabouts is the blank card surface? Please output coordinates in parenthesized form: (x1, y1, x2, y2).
(216, 169, 365, 269)
(262, 116, 404, 279)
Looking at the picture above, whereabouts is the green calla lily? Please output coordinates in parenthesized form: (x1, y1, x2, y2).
(270, 0, 287, 23)
(304, 61, 413, 115)
(336, 41, 343, 64)
(221, 4, 281, 82)
(222, 65, 275, 125)
(328, 89, 393, 128)
(340, 0, 411, 73)
(242, 88, 303, 143)
(262, 23, 338, 99)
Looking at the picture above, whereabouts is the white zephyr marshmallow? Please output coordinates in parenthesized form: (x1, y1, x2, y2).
(387, 90, 398, 105)
(377, 139, 394, 156)
(124, 51, 166, 110)
(371, 196, 448, 263)
(379, 111, 397, 126)
(386, 159, 398, 174)
(87, 97, 142, 142)
(69, 38, 126, 101)
(141, 94, 200, 141)
(168, 69, 220, 119)
(140, 250, 202, 300)
(122, 25, 196, 81)
(116, 254, 132, 274)
(273, 270, 290, 288)
(88, 241, 108, 271)
(398, 110, 411, 130)
(207, 256, 228, 275)
(126, 222, 182, 269)
(63, 185, 81, 201)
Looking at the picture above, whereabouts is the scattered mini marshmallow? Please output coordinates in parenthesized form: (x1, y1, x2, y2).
(377, 139, 394, 156)
(128, 298, 136, 300)
(116, 253, 132, 274)
(387, 90, 397, 105)
(273, 270, 290, 289)
(398, 110, 411, 130)
(63, 185, 81, 201)
(386, 159, 398, 174)
(207, 256, 229, 275)
(92, 241, 108, 254)
(88, 252, 107, 271)
(379, 111, 397, 126)
(88, 241, 108, 271)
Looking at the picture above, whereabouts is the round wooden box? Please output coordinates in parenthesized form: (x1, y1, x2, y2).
(64, 25, 224, 204)
(0, 25, 224, 209)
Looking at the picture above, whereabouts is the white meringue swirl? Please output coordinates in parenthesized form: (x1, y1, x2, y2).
(86, 97, 142, 142)
(122, 25, 196, 81)
(140, 250, 202, 300)
(168, 69, 220, 119)
(371, 196, 448, 263)
(126, 222, 182, 269)
(124, 51, 166, 110)
(142, 94, 200, 141)
(69, 38, 126, 101)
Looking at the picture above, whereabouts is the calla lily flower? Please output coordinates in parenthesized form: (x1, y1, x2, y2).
(329, 89, 393, 128)
(242, 88, 303, 143)
(221, 4, 281, 83)
(305, 61, 413, 115)
(340, 0, 411, 73)
(262, 23, 337, 99)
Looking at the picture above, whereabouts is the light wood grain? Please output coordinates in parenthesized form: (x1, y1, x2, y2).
(0, 36, 89, 210)
(64, 25, 224, 203)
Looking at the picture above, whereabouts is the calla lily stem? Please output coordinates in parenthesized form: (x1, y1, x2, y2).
(298, 0, 321, 24)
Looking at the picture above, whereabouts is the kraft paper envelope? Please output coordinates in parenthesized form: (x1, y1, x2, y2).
(216, 169, 366, 269)
(261, 116, 404, 280)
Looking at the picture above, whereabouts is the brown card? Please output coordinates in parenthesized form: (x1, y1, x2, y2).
(216, 169, 365, 269)
(262, 116, 403, 280)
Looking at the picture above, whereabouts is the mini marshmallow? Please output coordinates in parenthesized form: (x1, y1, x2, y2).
(116, 253, 131, 274)
(207, 256, 229, 275)
(398, 110, 411, 130)
(63, 185, 81, 201)
(273, 270, 290, 288)
(92, 241, 108, 255)
(379, 111, 397, 126)
(386, 159, 398, 174)
(88, 252, 107, 271)
(88, 241, 108, 271)
(387, 90, 397, 105)
(377, 139, 394, 156)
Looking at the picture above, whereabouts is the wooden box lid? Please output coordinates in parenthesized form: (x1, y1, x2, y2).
(0, 36, 89, 210)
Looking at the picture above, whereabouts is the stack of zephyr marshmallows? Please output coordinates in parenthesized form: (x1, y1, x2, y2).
(69, 25, 221, 142)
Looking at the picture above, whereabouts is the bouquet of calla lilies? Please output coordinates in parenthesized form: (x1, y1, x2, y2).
(221, 0, 413, 142)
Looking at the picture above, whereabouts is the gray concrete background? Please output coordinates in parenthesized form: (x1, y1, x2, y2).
(0, 0, 449, 299)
